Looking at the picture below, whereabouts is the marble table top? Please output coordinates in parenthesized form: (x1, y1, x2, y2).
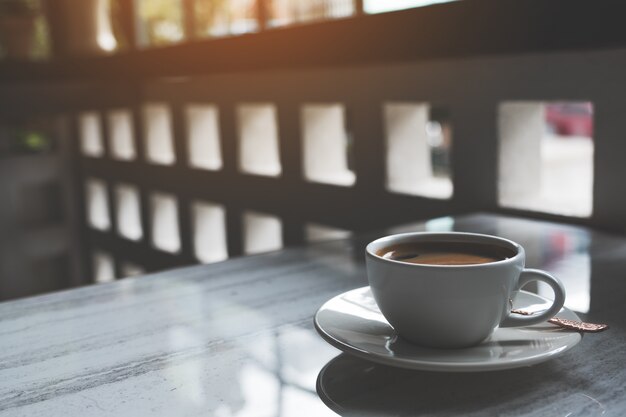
(1, 213, 624, 416)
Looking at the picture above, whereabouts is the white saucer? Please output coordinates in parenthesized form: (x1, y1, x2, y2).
(314, 287, 582, 372)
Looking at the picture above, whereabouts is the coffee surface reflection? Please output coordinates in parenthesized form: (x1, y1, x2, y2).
(376, 241, 516, 265)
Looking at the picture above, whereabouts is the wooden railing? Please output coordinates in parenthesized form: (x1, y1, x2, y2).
(1, 0, 626, 291)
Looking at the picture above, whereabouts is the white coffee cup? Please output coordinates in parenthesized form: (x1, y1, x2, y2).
(365, 232, 566, 348)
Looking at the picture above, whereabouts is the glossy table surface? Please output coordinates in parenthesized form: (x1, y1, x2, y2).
(1, 213, 624, 416)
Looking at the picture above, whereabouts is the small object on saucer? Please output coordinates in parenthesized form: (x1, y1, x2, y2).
(511, 308, 609, 332)
(314, 286, 583, 372)
(547, 317, 608, 332)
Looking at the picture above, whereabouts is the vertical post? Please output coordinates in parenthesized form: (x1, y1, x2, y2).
(277, 101, 305, 247)
(100, 109, 120, 267)
(67, 114, 94, 285)
(131, 102, 155, 262)
(218, 101, 244, 257)
(354, 0, 364, 15)
(118, 0, 138, 50)
(55, 116, 88, 287)
(171, 102, 193, 259)
(182, 0, 196, 40)
(42, 0, 67, 57)
(257, 0, 268, 31)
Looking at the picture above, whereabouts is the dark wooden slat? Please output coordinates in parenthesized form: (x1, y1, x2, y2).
(2, 0, 626, 82)
(89, 229, 195, 272)
(78, 156, 460, 231)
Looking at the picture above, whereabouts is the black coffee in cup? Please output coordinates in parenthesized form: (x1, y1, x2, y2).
(376, 241, 516, 266)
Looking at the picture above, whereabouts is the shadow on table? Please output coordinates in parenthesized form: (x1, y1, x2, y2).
(316, 353, 598, 416)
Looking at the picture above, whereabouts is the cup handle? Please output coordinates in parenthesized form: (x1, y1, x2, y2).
(500, 268, 566, 327)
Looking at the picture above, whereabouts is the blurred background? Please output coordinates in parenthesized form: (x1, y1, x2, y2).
(0, 0, 609, 300)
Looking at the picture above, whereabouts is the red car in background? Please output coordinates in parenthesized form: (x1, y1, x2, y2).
(545, 102, 593, 137)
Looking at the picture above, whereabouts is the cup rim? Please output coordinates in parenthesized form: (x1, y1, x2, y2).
(365, 231, 523, 268)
